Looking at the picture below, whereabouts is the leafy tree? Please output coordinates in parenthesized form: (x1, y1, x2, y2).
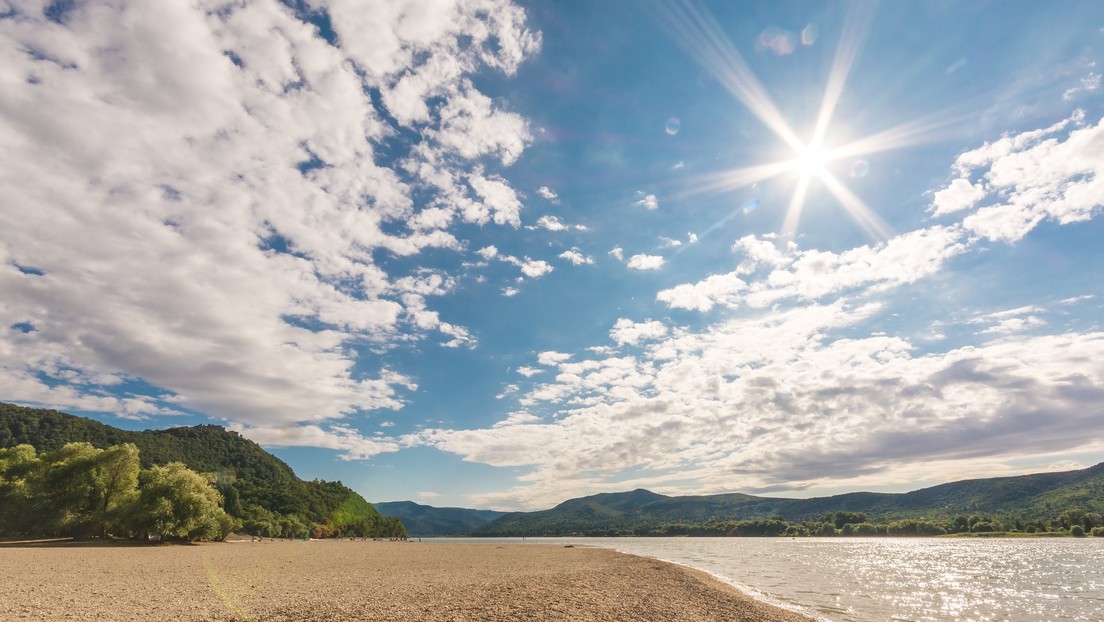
(130, 463, 234, 541)
(0, 444, 39, 534)
(28, 442, 139, 537)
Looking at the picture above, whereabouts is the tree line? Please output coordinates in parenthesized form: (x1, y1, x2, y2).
(0, 442, 405, 541)
(525, 510, 1104, 538)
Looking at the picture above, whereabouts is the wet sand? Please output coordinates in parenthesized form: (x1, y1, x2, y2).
(0, 539, 814, 621)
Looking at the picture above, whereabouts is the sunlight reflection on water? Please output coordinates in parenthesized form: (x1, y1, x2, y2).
(546, 537, 1104, 622)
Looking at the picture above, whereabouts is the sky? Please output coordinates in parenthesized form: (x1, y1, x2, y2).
(2, 0, 1103, 511)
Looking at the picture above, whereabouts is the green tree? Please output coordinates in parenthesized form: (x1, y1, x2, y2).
(88, 443, 141, 536)
(31, 442, 138, 537)
(0, 444, 40, 535)
(130, 463, 234, 541)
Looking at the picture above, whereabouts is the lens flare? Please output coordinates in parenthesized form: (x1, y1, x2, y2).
(801, 25, 818, 46)
(849, 159, 870, 178)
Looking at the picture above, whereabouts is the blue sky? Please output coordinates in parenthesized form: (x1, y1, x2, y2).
(2, 0, 1103, 510)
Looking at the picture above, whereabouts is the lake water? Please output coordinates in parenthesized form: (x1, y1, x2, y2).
(437, 537, 1104, 621)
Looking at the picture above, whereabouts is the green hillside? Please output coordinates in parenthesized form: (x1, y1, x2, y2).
(374, 501, 504, 536)
(0, 403, 404, 539)
(474, 463, 1104, 536)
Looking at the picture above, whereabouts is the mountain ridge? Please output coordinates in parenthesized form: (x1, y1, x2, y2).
(473, 461, 1104, 536)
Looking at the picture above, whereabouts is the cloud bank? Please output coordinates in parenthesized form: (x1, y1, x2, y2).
(0, 0, 540, 444)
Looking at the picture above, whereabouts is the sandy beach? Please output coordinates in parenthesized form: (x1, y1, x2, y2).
(0, 539, 814, 621)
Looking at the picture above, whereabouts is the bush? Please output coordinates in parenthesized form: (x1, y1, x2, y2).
(1091, 527, 1104, 537)
(1071, 525, 1086, 537)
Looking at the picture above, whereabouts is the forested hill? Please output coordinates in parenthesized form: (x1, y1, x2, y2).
(0, 402, 401, 538)
(374, 501, 504, 536)
(474, 463, 1104, 537)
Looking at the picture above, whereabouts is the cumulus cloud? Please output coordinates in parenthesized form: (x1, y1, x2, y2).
(970, 306, 1047, 335)
(610, 319, 669, 346)
(0, 0, 540, 426)
(932, 110, 1104, 243)
(930, 178, 987, 216)
(657, 273, 747, 312)
(608, 246, 625, 261)
(627, 254, 665, 270)
(475, 246, 553, 279)
(634, 192, 659, 210)
(558, 248, 594, 265)
(537, 185, 558, 200)
(229, 422, 401, 460)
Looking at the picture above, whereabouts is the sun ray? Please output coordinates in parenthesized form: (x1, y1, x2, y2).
(811, 2, 877, 147)
(657, 0, 954, 241)
(676, 160, 795, 199)
(818, 171, 891, 241)
(654, 0, 804, 151)
(828, 108, 976, 161)
(781, 174, 813, 239)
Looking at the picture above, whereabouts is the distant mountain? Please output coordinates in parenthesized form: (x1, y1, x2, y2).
(474, 463, 1104, 536)
(374, 500, 504, 536)
(0, 403, 401, 537)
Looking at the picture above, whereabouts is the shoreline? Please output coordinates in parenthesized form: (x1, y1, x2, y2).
(0, 539, 815, 621)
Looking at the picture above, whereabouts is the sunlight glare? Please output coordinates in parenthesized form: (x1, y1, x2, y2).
(656, 0, 968, 242)
(791, 143, 830, 178)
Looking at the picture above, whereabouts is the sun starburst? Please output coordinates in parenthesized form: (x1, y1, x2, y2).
(658, 0, 965, 242)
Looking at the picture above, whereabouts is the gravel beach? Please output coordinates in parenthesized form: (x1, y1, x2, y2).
(0, 539, 815, 621)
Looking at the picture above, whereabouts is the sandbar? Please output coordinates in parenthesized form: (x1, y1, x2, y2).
(0, 539, 814, 621)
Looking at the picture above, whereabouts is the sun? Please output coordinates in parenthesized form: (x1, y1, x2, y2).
(658, 0, 958, 242)
(791, 142, 830, 179)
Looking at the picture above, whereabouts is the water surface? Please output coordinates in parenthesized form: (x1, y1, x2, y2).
(437, 537, 1104, 621)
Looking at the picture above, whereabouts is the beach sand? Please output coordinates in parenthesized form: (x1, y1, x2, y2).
(0, 539, 815, 621)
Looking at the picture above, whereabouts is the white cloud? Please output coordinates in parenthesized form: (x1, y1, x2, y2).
(1063, 72, 1100, 101)
(533, 215, 568, 231)
(608, 246, 625, 261)
(508, 257, 553, 278)
(558, 248, 594, 265)
(659, 236, 682, 248)
(626, 254, 665, 271)
(537, 185, 558, 200)
(970, 306, 1047, 335)
(476, 245, 500, 260)
(0, 0, 539, 428)
(610, 318, 669, 346)
(657, 273, 747, 312)
(930, 178, 987, 217)
(468, 172, 525, 227)
(516, 366, 542, 377)
(635, 192, 659, 210)
(1060, 295, 1094, 305)
(230, 422, 401, 460)
(501, 287, 520, 297)
(934, 111, 1104, 243)
(537, 351, 571, 366)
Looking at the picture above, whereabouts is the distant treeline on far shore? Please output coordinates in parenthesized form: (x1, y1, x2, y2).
(529, 510, 1104, 538)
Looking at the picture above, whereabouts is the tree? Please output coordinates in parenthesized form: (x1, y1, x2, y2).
(88, 443, 141, 536)
(31, 442, 138, 537)
(0, 444, 39, 535)
(130, 463, 234, 541)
